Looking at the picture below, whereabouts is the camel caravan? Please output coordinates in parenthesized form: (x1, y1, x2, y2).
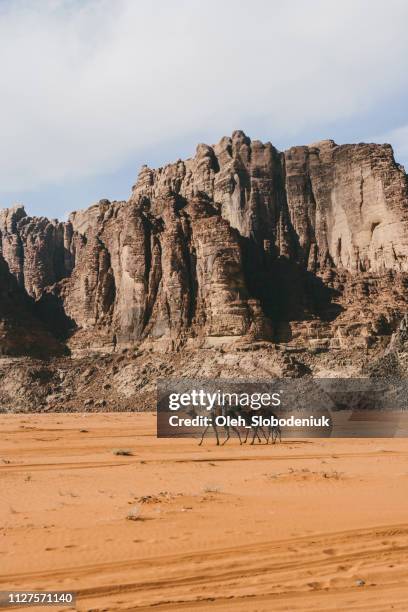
(188, 403, 282, 446)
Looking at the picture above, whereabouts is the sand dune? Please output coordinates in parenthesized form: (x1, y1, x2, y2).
(1, 414, 408, 611)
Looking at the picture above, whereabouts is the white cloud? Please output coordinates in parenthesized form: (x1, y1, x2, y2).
(0, 0, 408, 191)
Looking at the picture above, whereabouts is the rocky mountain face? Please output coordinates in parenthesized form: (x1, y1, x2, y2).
(0, 252, 64, 358)
(1, 131, 408, 409)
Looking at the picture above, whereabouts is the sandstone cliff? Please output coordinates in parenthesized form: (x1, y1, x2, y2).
(2, 131, 408, 355)
(1, 131, 408, 408)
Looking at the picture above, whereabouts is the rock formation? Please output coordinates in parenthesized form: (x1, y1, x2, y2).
(0, 251, 63, 358)
(1, 131, 408, 409)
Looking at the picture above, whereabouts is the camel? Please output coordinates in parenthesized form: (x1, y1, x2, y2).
(187, 404, 282, 446)
(243, 407, 281, 445)
(187, 404, 243, 445)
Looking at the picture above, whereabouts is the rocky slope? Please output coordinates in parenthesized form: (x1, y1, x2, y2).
(1, 131, 408, 409)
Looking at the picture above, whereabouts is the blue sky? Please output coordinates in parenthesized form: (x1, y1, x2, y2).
(0, 0, 407, 219)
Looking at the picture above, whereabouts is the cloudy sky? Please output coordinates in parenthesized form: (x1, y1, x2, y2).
(0, 0, 407, 218)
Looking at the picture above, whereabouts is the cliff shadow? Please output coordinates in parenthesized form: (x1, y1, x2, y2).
(240, 237, 343, 335)
(35, 289, 76, 343)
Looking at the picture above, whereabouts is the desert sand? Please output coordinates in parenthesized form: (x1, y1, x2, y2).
(1, 413, 408, 611)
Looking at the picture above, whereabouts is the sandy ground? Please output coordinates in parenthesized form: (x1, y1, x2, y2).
(1, 414, 408, 611)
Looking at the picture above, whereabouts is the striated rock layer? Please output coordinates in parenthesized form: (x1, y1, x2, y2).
(1, 131, 408, 362)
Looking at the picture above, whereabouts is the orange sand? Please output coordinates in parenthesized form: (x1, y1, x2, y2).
(1, 413, 408, 611)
